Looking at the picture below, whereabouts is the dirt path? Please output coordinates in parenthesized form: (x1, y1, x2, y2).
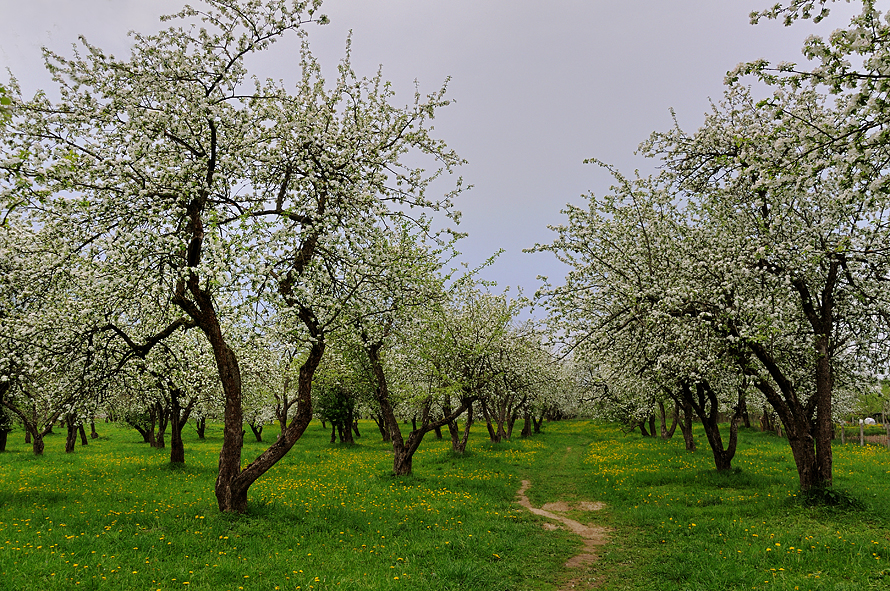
(516, 479, 611, 589)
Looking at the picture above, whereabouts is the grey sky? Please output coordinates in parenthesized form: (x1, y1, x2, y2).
(0, 0, 856, 297)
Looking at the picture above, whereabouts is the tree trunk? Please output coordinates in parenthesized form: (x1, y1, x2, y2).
(32, 432, 44, 455)
(434, 425, 443, 439)
(169, 387, 193, 464)
(443, 399, 467, 452)
(682, 382, 740, 471)
(750, 362, 831, 491)
(496, 398, 510, 442)
(65, 420, 77, 453)
(330, 423, 337, 444)
(480, 400, 499, 443)
(0, 430, 8, 452)
(25, 430, 31, 444)
(341, 408, 354, 444)
(446, 416, 460, 449)
(673, 392, 697, 452)
(737, 390, 751, 428)
(658, 401, 678, 439)
(533, 411, 544, 434)
(506, 412, 517, 439)
(760, 407, 773, 432)
(195, 417, 206, 440)
(248, 422, 264, 443)
(366, 340, 474, 473)
(170, 418, 186, 464)
(679, 399, 696, 452)
(213, 336, 324, 513)
(167, 387, 194, 464)
(352, 420, 361, 439)
(373, 413, 390, 442)
(153, 399, 170, 449)
(155, 405, 168, 449)
(638, 419, 652, 438)
(520, 411, 532, 438)
(131, 422, 152, 444)
(90, 421, 98, 439)
(78, 424, 88, 446)
(455, 405, 473, 453)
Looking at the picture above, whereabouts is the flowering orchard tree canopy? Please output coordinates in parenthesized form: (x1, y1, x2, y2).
(0, 214, 116, 454)
(0, 0, 465, 512)
(534, 77, 890, 489)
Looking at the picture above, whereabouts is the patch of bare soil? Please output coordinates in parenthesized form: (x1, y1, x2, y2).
(516, 480, 611, 590)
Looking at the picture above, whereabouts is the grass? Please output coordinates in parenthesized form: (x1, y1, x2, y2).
(1, 420, 889, 590)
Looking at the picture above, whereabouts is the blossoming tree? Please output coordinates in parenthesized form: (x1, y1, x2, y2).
(1, 0, 464, 511)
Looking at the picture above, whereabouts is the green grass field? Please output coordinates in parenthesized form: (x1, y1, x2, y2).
(1, 420, 889, 590)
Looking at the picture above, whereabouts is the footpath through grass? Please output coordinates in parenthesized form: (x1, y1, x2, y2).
(1, 420, 889, 590)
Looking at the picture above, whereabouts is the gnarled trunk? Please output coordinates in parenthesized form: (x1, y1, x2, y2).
(520, 411, 532, 438)
(65, 419, 77, 453)
(680, 381, 740, 471)
(32, 432, 44, 455)
(678, 398, 696, 452)
(658, 401, 678, 439)
(248, 422, 264, 443)
(480, 399, 500, 442)
(366, 341, 474, 474)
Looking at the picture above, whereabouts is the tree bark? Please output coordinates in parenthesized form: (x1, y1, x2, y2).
(520, 410, 532, 438)
(658, 401, 679, 439)
(213, 336, 324, 513)
(455, 405, 473, 453)
(480, 399, 500, 442)
(533, 410, 544, 434)
(154, 401, 168, 449)
(681, 381, 740, 471)
(32, 432, 44, 455)
(65, 419, 77, 453)
(341, 408, 354, 444)
(443, 398, 473, 453)
(78, 424, 88, 446)
(1, 390, 62, 455)
(747, 339, 833, 491)
(677, 397, 696, 452)
(169, 386, 195, 464)
(195, 417, 206, 440)
(372, 412, 390, 442)
(366, 340, 474, 474)
(737, 391, 751, 428)
(248, 422, 264, 443)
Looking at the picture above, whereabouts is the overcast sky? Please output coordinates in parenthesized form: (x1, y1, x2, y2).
(0, 0, 859, 299)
